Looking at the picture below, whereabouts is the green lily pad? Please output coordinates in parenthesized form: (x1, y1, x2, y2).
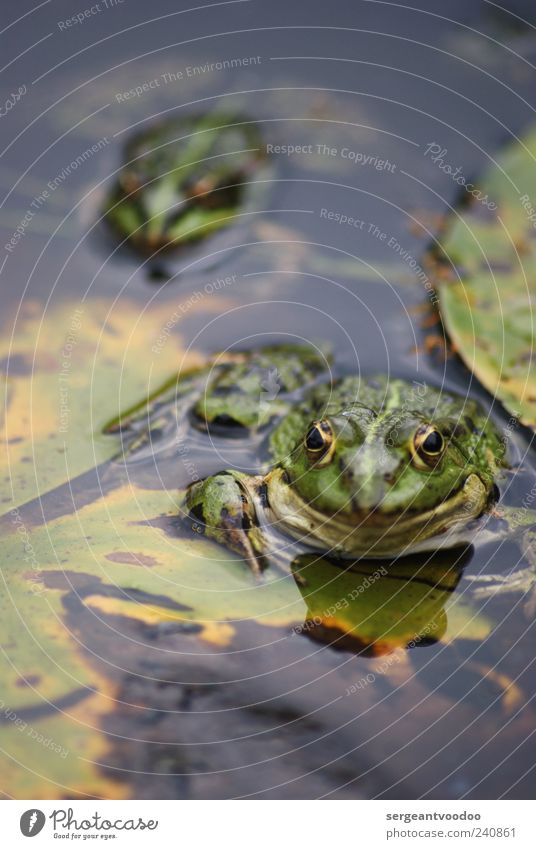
(432, 125, 536, 429)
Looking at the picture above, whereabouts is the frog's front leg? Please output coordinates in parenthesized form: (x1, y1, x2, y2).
(185, 471, 267, 576)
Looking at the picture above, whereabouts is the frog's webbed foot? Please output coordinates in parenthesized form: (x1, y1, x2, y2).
(469, 568, 536, 595)
(467, 530, 536, 615)
(468, 569, 536, 617)
(185, 472, 267, 576)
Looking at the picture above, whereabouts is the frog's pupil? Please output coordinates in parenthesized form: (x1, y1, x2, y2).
(422, 430, 443, 454)
(306, 426, 325, 451)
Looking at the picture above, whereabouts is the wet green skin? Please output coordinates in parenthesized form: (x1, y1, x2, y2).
(104, 114, 264, 254)
(155, 345, 506, 573)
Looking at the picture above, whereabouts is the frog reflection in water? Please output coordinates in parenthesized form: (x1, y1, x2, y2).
(290, 548, 474, 656)
(104, 113, 264, 255)
(107, 345, 513, 578)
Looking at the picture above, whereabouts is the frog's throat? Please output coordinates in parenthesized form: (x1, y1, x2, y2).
(264, 469, 489, 558)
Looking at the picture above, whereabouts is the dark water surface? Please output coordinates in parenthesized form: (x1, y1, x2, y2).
(2, 0, 536, 799)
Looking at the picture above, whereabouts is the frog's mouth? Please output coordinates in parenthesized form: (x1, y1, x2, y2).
(264, 469, 489, 558)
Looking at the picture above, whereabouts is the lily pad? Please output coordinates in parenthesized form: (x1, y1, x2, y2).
(1, 470, 497, 797)
(0, 296, 229, 515)
(0, 294, 498, 798)
(432, 125, 536, 429)
(0, 480, 304, 798)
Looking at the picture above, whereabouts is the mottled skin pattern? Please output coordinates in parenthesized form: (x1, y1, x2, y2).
(181, 347, 506, 572)
(104, 113, 263, 254)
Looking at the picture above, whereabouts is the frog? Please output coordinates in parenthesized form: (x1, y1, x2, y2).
(106, 344, 525, 577)
(104, 113, 265, 255)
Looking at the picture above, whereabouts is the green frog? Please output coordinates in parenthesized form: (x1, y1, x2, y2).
(104, 113, 265, 254)
(107, 344, 519, 577)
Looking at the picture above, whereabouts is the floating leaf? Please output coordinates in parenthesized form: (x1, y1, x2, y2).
(432, 125, 536, 428)
(0, 297, 227, 515)
(1, 474, 497, 797)
(0, 292, 498, 797)
(0, 482, 305, 798)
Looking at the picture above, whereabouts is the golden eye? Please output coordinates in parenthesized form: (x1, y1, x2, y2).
(304, 420, 334, 464)
(412, 425, 445, 467)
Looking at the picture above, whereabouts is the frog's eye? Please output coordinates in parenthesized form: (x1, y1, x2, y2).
(412, 425, 445, 468)
(305, 420, 334, 464)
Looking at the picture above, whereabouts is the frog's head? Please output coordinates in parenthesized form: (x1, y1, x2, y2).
(266, 397, 504, 557)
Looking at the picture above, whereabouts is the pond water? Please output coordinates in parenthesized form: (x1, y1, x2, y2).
(2, 0, 536, 799)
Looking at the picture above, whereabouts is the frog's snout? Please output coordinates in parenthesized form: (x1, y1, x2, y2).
(339, 444, 402, 512)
